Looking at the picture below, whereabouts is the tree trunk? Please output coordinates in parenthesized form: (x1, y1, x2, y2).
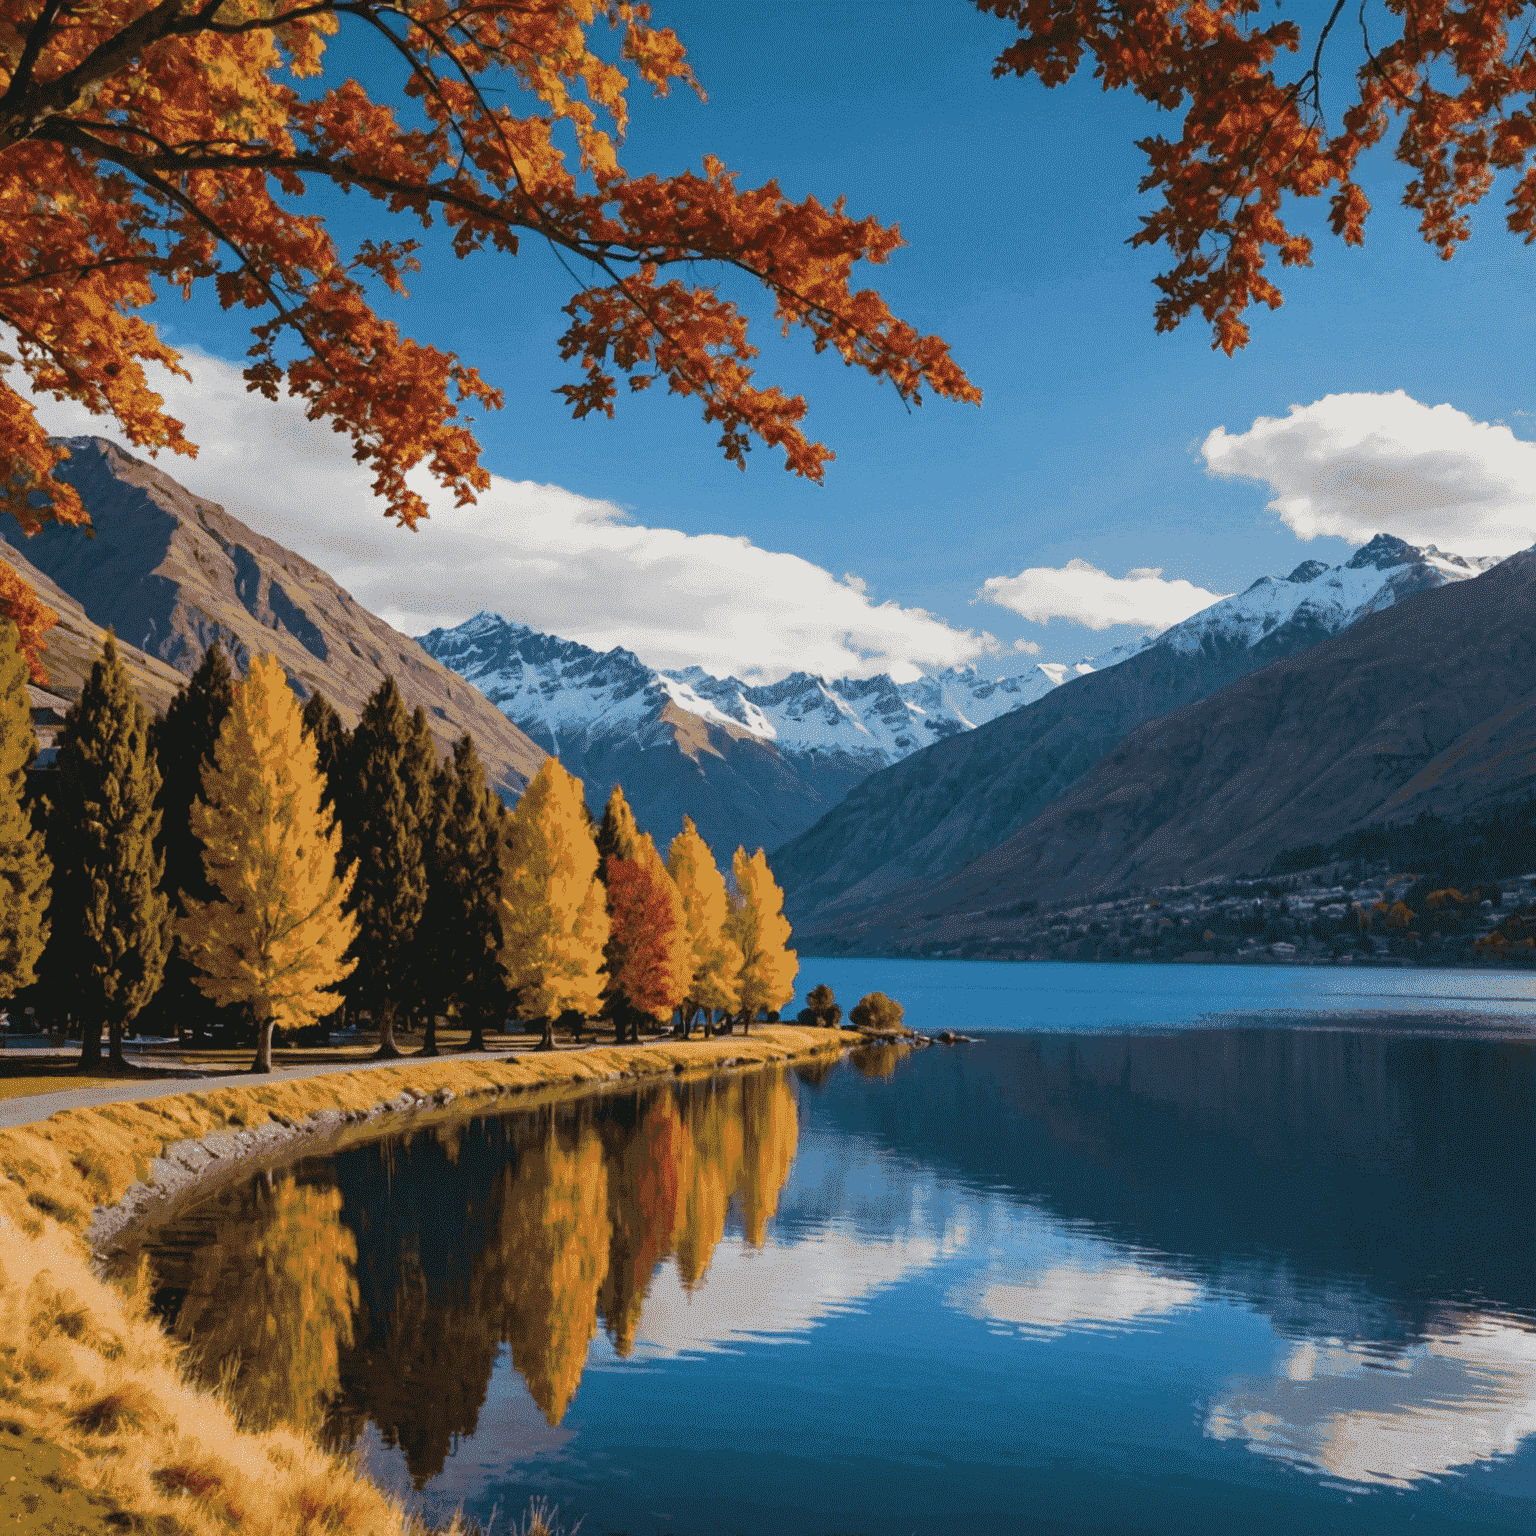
(107, 1020, 125, 1067)
(374, 998, 403, 1059)
(464, 1007, 486, 1051)
(419, 1013, 440, 1056)
(251, 1012, 275, 1074)
(741, 1012, 751, 1036)
(536, 1016, 555, 1051)
(78, 1016, 102, 1069)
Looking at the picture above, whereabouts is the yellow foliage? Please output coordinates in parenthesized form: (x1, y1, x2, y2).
(499, 759, 610, 1018)
(727, 846, 798, 1019)
(178, 655, 357, 1041)
(668, 816, 743, 1016)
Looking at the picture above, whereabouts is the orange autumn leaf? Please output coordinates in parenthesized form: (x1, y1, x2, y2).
(0, 1, 980, 536)
(976, 0, 1536, 349)
(0, 562, 57, 685)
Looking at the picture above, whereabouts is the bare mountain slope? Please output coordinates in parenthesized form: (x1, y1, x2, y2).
(4, 438, 545, 799)
(828, 549, 1536, 953)
(774, 534, 1497, 934)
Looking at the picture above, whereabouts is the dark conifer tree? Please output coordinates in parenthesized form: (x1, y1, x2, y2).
(148, 642, 236, 1039)
(43, 635, 169, 1066)
(417, 735, 511, 1054)
(300, 689, 353, 1036)
(343, 677, 429, 1058)
(301, 690, 350, 819)
(0, 622, 50, 1002)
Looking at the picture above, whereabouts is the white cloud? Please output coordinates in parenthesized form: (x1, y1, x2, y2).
(978, 558, 1229, 634)
(1202, 391, 1536, 556)
(13, 346, 993, 684)
(1012, 637, 1042, 655)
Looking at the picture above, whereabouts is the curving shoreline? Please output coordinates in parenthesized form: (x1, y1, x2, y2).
(86, 1029, 846, 1260)
(0, 1026, 848, 1536)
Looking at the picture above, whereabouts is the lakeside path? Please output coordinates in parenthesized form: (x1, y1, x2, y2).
(0, 1045, 531, 1130)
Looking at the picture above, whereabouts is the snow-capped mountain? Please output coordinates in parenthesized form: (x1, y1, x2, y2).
(419, 614, 1091, 770)
(417, 531, 1498, 866)
(1099, 533, 1501, 668)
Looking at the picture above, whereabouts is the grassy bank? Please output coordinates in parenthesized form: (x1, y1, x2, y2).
(0, 1026, 844, 1535)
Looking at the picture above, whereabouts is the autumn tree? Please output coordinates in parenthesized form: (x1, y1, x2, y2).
(179, 654, 358, 1073)
(343, 677, 429, 1057)
(0, 621, 49, 1000)
(1, 0, 980, 542)
(667, 816, 741, 1038)
(42, 633, 168, 1066)
(0, 563, 57, 685)
(597, 787, 689, 1044)
(725, 846, 797, 1033)
(148, 641, 236, 1040)
(499, 758, 609, 1050)
(974, 0, 1536, 351)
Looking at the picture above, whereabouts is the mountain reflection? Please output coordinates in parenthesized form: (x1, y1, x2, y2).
(135, 1068, 799, 1486)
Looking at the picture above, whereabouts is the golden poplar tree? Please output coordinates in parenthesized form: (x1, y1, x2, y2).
(179, 655, 357, 1073)
(667, 817, 742, 1038)
(0, 621, 49, 999)
(498, 759, 609, 1050)
(726, 847, 798, 1032)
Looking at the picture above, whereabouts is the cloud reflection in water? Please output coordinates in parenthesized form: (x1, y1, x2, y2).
(1206, 1316, 1536, 1488)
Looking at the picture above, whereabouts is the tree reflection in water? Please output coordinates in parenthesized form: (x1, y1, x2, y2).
(135, 1067, 801, 1486)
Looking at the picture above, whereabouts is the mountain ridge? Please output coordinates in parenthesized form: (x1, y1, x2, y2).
(4, 437, 546, 800)
(819, 546, 1536, 954)
(774, 533, 1503, 937)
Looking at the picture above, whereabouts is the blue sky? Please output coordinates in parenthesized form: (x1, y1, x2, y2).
(23, 1, 1536, 680)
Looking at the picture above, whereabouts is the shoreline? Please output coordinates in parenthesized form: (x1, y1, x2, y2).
(0, 1025, 848, 1536)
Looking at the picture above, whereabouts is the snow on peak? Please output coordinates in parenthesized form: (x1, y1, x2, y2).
(417, 535, 1500, 772)
(1148, 535, 1499, 658)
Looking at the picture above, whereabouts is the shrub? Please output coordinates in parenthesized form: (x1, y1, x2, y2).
(850, 992, 905, 1033)
(801, 984, 843, 1028)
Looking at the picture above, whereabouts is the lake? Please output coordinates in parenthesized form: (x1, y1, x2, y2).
(123, 962, 1536, 1534)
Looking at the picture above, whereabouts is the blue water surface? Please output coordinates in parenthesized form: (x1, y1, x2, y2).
(147, 962, 1536, 1536)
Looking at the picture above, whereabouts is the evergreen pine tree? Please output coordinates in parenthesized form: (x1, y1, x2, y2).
(179, 656, 358, 1072)
(44, 634, 169, 1066)
(0, 621, 50, 1001)
(499, 759, 609, 1050)
(301, 691, 350, 821)
(418, 735, 513, 1054)
(343, 677, 429, 1057)
(147, 642, 236, 1039)
(667, 816, 742, 1038)
(399, 704, 440, 1037)
(725, 846, 797, 1034)
(595, 785, 640, 872)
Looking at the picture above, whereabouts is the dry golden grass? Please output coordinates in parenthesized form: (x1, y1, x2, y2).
(0, 1027, 841, 1535)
